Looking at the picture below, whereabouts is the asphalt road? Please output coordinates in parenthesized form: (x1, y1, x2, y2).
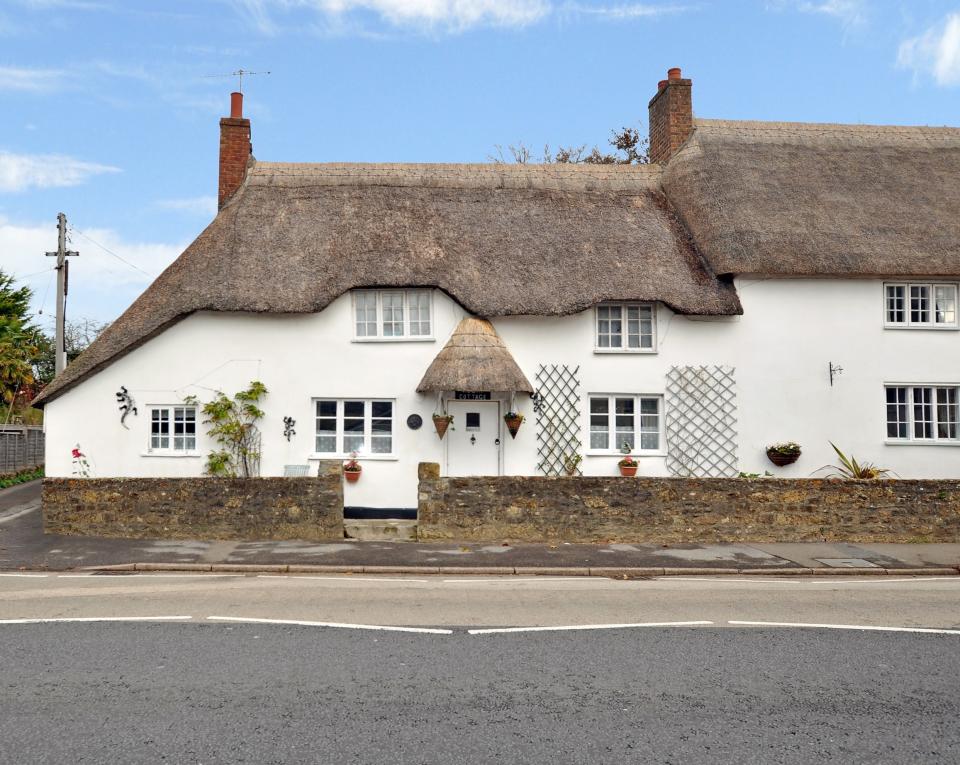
(1, 574, 960, 763)
(2, 622, 958, 764)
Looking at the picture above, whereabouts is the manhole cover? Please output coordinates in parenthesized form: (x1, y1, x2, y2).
(814, 558, 881, 568)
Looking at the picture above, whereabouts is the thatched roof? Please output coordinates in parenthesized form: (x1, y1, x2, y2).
(35, 161, 738, 405)
(663, 119, 960, 277)
(417, 317, 533, 393)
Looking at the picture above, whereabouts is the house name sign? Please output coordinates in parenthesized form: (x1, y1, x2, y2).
(454, 391, 491, 400)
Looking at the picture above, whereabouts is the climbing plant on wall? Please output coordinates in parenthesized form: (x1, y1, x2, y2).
(185, 380, 267, 478)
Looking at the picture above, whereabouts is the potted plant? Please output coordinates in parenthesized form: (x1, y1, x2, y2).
(766, 441, 801, 467)
(618, 442, 638, 477)
(432, 413, 454, 440)
(563, 453, 582, 476)
(504, 411, 524, 439)
(343, 452, 362, 483)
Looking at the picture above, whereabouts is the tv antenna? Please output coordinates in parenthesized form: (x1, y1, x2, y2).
(203, 69, 271, 93)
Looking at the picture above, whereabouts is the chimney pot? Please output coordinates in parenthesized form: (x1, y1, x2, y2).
(230, 91, 243, 119)
(667, 67, 682, 81)
(658, 79, 668, 90)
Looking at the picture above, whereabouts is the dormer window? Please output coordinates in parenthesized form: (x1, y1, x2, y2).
(595, 303, 656, 352)
(884, 283, 958, 328)
(353, 289, 433, 341)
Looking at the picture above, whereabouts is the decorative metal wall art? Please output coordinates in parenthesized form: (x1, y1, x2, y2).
(115, 386, 138, 429)
(282, 416, 296, 441)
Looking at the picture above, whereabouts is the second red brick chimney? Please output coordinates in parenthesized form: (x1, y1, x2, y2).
(219, 91, 251, 209)
(648, 67, 693, 165)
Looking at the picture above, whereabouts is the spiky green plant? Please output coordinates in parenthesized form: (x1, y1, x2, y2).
(820, 442, 891, 480)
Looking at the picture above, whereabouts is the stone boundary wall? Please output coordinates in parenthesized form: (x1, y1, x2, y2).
(416, 463, 960, 543)
(43, 462, 344, 541)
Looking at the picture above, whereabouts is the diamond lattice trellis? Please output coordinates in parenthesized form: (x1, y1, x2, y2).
(665, 365, 738, 477)
(535, 364, 583, 476)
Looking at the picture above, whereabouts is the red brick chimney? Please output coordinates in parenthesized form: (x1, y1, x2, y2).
(219, 91, 251, 209)
(648, 67, 693, 165)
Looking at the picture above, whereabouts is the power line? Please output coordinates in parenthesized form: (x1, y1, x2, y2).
(69, 227, 151, 277)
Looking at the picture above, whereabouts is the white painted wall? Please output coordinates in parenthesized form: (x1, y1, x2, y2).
(45, 278, 960, 507)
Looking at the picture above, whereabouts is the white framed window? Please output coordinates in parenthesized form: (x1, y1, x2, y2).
(884, 283, 958, 328)
(588, 394, 663, 453)
(148, 406, 197, 453)
(314, 399, 395, 455)
(595, 303, 656, 352)
(352, 289, 433, 340)
(886, 385, 959, 443)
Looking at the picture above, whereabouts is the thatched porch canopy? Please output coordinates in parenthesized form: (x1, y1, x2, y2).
(417, 317, 533, 394)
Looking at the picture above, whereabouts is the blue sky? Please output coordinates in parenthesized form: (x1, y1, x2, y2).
(2, 0, 959, 327)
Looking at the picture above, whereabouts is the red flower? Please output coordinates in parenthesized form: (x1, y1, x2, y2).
(71, 448, 82, 459)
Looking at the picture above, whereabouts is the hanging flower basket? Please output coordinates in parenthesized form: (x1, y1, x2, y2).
(618, 459, 638, 477)
(504, 412, 524, 439)
(766, 442, 801, 467)
(433, 414, 454, 440)
(344, 452, 362, 483)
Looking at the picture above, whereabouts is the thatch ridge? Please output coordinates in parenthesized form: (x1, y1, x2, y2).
(417, 317, 534, 393)
(663, 119, 960, 277)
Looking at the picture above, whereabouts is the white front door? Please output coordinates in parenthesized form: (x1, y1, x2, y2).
(446, 400, 501, 477)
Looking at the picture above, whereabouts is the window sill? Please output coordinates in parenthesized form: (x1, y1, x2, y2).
(883, 325, 959, 331)
(352, 337, 435, 344)
(308, 453, 399, 461)
(884, 440, 960, 447)
(586, 450, 666, 458)
(593, 349, 657, 355)
(141, 452, 202, 458)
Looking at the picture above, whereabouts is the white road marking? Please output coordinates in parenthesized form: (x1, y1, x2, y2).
(468, 621, 714, 635)
(57, 574, 244, 579)
(0, 616, 193, 624)
(661, 576, 960, 585)
(207, 615, 453, 634)
(256, 575, 430, 583)
(0, 573, 47, 578)
(0, 503, 40, 524)
(442, 578, 601, 583)
(729, 620, 960, 635)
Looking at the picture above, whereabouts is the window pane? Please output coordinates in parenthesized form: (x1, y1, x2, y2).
(589, 397, 609, 449)
(639, 397, 660, 450)
(597, 306, 623, 348)
(614, 397, 634, 451)
(910, 285, 930, 324)
(355, 293, 378, 337)
(913, 387, 933, 439)
(344, 401, 364, 418)
(886, 285, 905, 324)
(315, 400, 337, 453)
(886, 387, 908, 439)
(936, 388, 958, 440)
(934, 286, 957, 325)
(151, 409, 169, 449)
(382, 292, 404, 337)
(371, 401, 392, 418)
(344, 399, 365, 453)
(626, 305, 654, 349)
(173, 407, 196, 451)
(408, 291, 431, 336)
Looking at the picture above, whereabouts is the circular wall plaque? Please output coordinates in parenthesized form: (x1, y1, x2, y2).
(406, 414, 423, 430)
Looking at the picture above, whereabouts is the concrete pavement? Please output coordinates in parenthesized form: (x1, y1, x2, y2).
(4, 481, 959, 574)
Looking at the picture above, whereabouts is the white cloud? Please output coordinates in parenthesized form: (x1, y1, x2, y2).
(1, 216, 184, 324)
(798, 0, 865, 25)
(898, 13, 960, 87)
(0, 66, 66, 92)
(560, 3, 687, 19)
(0, 151, 120, 193)
(230, 0, 599, 33)
(156, 196, 219, 217)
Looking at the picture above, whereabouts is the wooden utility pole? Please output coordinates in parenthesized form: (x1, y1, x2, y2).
(45, 213, 79, 376)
